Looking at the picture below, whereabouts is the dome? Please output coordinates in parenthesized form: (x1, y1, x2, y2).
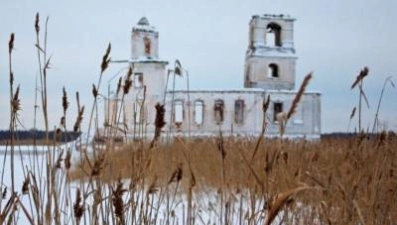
(137, 17, 150, 26)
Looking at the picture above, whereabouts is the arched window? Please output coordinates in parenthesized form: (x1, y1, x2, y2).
(134, 73, 144, 88)
(194, 100, 204, 125)
(173, 100, 184, 125)
(268, 63, 279, 78)
(273, 102, 283, 122)
(144, 37, 151, 56)
(234, 99, 245, 124)
(266, 23, 282, 47)
(214, 99, 224, 124)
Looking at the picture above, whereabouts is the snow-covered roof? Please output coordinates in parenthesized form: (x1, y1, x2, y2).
(168, 88, 265, 94)
(265, 89, 322, 95)
(129, 56, 168, 65)
(133, 17, 157, 33)
(252, 14, 295, 21)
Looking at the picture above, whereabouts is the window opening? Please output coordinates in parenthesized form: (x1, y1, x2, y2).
(134, 73, 143, 88)
(174, 100, 184, 126)
(273, 102, 283, 122)
(214, 100, 224, 124)
(144, 37, 151, 56)
(268, 63, 279, 78)
(234, 100, 245, 124)
(194, 100, 204, 125)
(266, 23, 282, 47)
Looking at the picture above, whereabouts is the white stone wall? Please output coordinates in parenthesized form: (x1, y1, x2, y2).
(101, 15, 322, 141)
(164, 90, 264, 137)
(265, 90, 321, 137)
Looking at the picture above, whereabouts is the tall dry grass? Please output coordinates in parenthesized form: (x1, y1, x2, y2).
(70, 134, 397, 224)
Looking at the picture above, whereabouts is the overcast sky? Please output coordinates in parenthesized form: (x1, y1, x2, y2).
(1, 0, 396, 133)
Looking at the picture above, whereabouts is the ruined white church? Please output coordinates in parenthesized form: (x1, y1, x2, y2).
(104, 14, 321, 140)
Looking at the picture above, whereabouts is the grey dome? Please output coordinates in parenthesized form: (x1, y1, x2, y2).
(137, 17, 150, 26)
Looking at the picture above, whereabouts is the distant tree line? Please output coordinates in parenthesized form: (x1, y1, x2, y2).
(0, 130, 81, 143)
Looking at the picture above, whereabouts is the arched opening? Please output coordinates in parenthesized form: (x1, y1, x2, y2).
(266, 23, 282, 47)
(268, 63, 279, 78)
(134, 73, 144, 88)
(273, 102, 283, 122)
(214, 99, 224, 124)
(173, 100, 184, 125)
(234, 99, 245, 124)
(194, 100, 204, 125)
(144, 37, 151, 56)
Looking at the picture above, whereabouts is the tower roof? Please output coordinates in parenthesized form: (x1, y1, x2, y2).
(133, 17, 157, 33)
(137, 17, 150, 26)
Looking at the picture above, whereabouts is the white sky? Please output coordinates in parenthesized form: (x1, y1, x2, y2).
(1, 0, 396, 133)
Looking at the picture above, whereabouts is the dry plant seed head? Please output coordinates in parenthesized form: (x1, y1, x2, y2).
(126, 65, 133, 79)
(351, 66, 369, 89)
(147, 178, 158, 195)
(62, 86, 69, 114)
(100, 43, 111, 74)
(91, 153, 106, 177)
(9, 33, 15, 54)
(12, 85, 21, 113)
(174, 59, 183, 76)
(287, 73, 312, 120)
(350, 107, 356, 120)
(60, 116, 65, 127)
(112, 179, 126, 221)
(55, 128, 62, 141)
(263, 95, 270, 113)
(92, 84, 98, 98)
(168, 164, 183, 184)
(10, 72, 14, 88)
(150, 103, 166, 148)
(73, 106, 85, 132)
(55, 150, 63, 169)
(76, 91, 81, 110)
(265, 186, 312, 225)
(116, 77, 122, 96)
(65, 150, 71, 170)
(35, 13, 40, 33)
(73, 188, 84, 224)
(22, 175, 30, 195)
(123, 76, 132, 95)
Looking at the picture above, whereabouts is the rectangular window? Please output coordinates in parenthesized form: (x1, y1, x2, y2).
(194, 100, 204, 125)
(214, 100, 224, 124)
(234, 99, 244, 124)
(134, 73, 143, 88)
(273, 102, 283, 122)
(174, 100, 184, 125)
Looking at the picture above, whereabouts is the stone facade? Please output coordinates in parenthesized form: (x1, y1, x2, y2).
(103, 15, 321, 140)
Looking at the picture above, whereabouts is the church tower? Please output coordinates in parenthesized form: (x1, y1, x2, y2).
(129, 17, 168, 98)
(244, 14, 297, 90)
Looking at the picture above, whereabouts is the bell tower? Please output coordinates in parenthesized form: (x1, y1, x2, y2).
(129, 17, 168, 99)
(244, 14, 297, 90)
(131, 17, 160, 60)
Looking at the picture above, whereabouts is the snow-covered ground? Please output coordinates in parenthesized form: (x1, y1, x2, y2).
(0, 144, 307, 224)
